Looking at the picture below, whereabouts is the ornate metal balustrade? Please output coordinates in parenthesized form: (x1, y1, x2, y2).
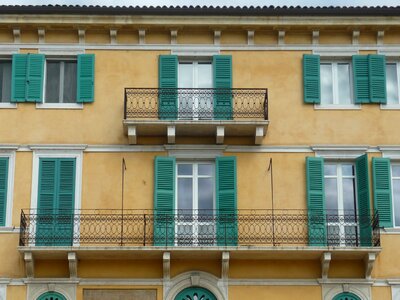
(124, 88, 268, 120)
(19, 209, 380, 247)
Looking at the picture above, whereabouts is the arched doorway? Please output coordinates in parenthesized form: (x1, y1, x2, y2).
(333, 292, 361, 300)
(174, 286, 217, 300)
(37, 291, 67, 300)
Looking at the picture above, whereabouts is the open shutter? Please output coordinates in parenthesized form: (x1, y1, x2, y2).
(306, 157, 326, 246)
(77, 54, 95, 103)
(0, 158, 9, 226)
(372, 157, 392, 228)
(154, 156, 175, 246)
(353, 55, 370, 104)
(303, 54, 321, 104)
(11, 54, 28, 103)
(368, 54, 387, 104)
(216, 156, 237, 246)
(355, 154, 372, 246)
(213, 55, 233, 120)
(26, 54, 44, 103)
(158, 55, 178, 120)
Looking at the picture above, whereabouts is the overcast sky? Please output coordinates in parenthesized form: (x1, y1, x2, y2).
(1, 0, 399, 7)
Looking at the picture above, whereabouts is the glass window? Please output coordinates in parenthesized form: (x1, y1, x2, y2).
(320, 62, 353, 106)
(386, 63, 400, 105)
(0, 60, 12, 103)
(391, 164, 400, 227)
(45, 60, 77, 103)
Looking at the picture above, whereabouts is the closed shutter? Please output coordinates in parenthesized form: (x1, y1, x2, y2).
(213, 55, 233, 120)
(26, 54, 45, 103)
(77, 54, 95, 103)
(306, 157, 326, 246)
(216, 156, 237, 246)
(0, 158, 9, 226)
(303, 54, 321, 104)
(368, 54, 387, 104)
(353, 55, 370, 104)
(11, 54, 28, 102)
(158, 55, 178, 120)
(154, 156, 175, 246)
(355, 154, 372, 246)
(372, 157, 392, 228)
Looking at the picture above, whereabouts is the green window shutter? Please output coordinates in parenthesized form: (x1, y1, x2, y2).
(372, 157, 392, 228)
(26, 54, 45, 103)
(154, 156, 175, 246)
(77, 54, 95, 103)
(0, 158, 9, 226)
(213, 55, 233, 120)
(158, 55, 178, 120)
(303, 54, 320, 104)
(216, 156, 237, 246)
(355, 154, 372, 246)
(11, 54, 28, 103)
(368, 54, 387, 104)
(352, 55, 370, 104)
(306, 157, 326, 246)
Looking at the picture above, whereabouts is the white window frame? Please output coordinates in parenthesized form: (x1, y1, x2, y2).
(0, 284, 5, 300)
(381, 61, 400, 110)
(0, 150, 15, 230)
(30, 149, 83, 246)
(36, 57, 82, 110)
(0, 58, 16, 109)
(391, 162, 400, 228)
(175, 161, 216, 246)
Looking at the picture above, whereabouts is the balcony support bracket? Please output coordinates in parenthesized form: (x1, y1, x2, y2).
(128, 126, 137, 144)
(167, 126, 176, 144)
(365, 252, 376, 279)
(68, 252, 78, 278)
(24, 252, 34, 278)
(321, 252, 331, 279)
(216, 126, 225, 144)
(221, 251, 229, 281)
(255, 126, 265, 145)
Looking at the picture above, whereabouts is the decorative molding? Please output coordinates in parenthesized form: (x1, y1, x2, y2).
(313, 48, 359, 56)
(365, 253, 376, 279)
(37, 47, 85, 56)
(35, 103, 84, 109)
(29, 145, 87, 151)
(0, 103, 17, 109)
(377, 30, 385, 45)
(321, 283, 371, 300)
(171, 47, 220, 56)
(166, 145, 225, 159)
(312, 145, 369, 159)
(312, 30, 319, 45)
(110, 29, 117, 45)
(247, 30, 254, 45)
(78, 278, 162, 285)
(171, 30, 178, 45)
(138, 29, 146, 44)
(0, 284, 5, 300)
(163, 252, 171, 300)
(321, 252, 331, 280)
(278, 30, 285, 45)
(167, 126, 176, 144)
(28, 283, 76, 300)
(352, 30, 360, 45)
(314, 104, 361, 110)
(24, 252, 34, 278)
(216, 126, 224, 144)
(38, 28, 45, 44)
(68, 252, 78, 278)
(214, 30, 221, 45)
(380, 148, 400, 159)
(12, 28, 20, 43)
(221, 252, 229, 281)
(78, 29, 85, 44)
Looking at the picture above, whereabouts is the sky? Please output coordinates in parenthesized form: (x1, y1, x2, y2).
(1, 0, 399, 7)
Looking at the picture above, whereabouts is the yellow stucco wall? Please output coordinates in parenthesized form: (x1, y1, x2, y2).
(6, 285, 27, 300)
(0, 234, 25, 277)
(229, 286, 322, 300)
(76, 286, 163, 300)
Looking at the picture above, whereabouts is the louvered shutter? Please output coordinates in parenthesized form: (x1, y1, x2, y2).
(303, 54, 321, 104)
(158, 55, 178, 120)
(26, 54, 45, 103)
(154, 156, 175, 246)
(353, 55, 370, 104)
(11, 54, 28, 102)
(372, 157, 392, 228)
(216, 156, 237, 246)
(306, 157, 326, 246)
(77, 54, 95, 103)
(213, 55, 233, 120)
(355, 154, 372, 246)
(0, 158, 9, 226)
(368, 54, 387, 104)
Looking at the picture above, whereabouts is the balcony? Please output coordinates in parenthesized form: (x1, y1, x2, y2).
(123, 88, 269, 144)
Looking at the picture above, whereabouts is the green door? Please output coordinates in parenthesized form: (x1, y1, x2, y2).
(175, 287, 217, 300)
(37, 291, 67, 300)
(333, 292, 361, 300)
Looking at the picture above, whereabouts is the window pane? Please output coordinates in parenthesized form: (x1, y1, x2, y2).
(320, 64, 333, 105)
(178, 63, 193, 88)
(198, 164, 213, 176)
(178, 178, 193, 211)
(392, 165, 400, 178)
(324, 164, 337, 176)
(337, 63, 352, 104)
(343, 178, 356, 212)
(178, 164, 192, 176)
(45, 61, 60, 103)
(342, 164, 354, 176)
(386, 63, 399, 105)
(63, 61, 77, 103)
(393, 180, 400, 226)
(325, 178, 338, 213)
(0, 61, 11, 102)
(197, 63, 213, 89)
(198, 178, 214, 212)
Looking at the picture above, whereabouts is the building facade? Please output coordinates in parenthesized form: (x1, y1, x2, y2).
(0, 5, 399, 300)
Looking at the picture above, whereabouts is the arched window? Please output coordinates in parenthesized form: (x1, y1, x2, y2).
(37, 291, 67, 300)
(175, 287, 217, 300)
(333, 292, 361, 300)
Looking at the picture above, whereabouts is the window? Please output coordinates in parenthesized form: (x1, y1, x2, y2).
(391, 163, 400, 227)
(324, 163, 358, 246)
(44, 59, 77, 104)
(386, 62, 400, 106)
(176, 162, 215, 245)
(320, 61, 354, 106)
(0, 60, 11, 103)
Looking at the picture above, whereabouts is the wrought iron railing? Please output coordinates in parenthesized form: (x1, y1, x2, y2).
(124, 88, 268, 120)
(19, 209, 380, 247)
